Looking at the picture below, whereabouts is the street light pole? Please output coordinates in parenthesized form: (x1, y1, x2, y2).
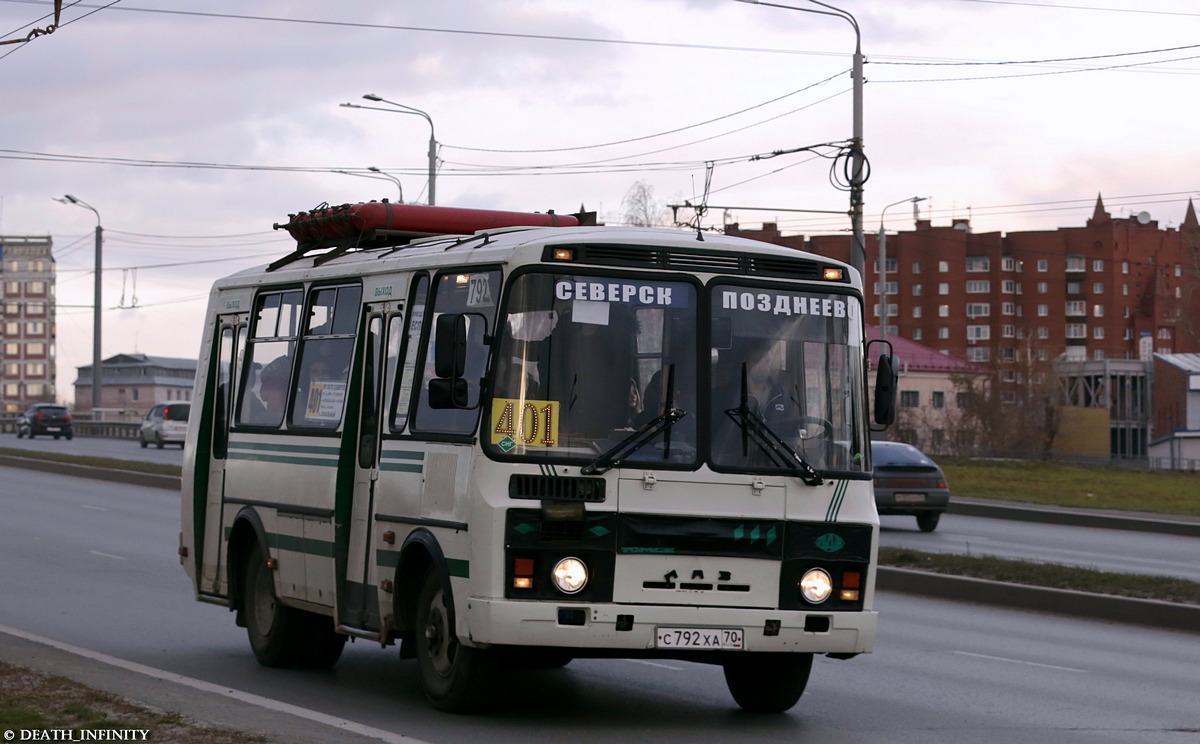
(333, 168, 404, 203)
(733, 0, 865, 276)
(878, 196, 926, 343)
(57, 195, 103, 413)
(340, 95, 438, 205)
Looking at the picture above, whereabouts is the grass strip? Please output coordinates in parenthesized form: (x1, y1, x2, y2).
(940, 457, 1200, 517)
(0, 660, 264, 743)
(879, 546, 1200, 605)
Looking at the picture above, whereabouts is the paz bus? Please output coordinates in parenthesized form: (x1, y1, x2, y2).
(180, 200, 899, 713)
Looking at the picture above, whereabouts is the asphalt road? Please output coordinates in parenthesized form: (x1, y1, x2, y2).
(1, 466, 1198, 743)
(879, 512, 1200, 582)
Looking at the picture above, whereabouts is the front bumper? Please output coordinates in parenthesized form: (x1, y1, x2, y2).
(461, 597, 877, 655)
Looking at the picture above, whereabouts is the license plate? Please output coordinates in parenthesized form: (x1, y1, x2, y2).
(895, 492, 926, 503)
(45, 427, 61, 432)
(655, 626, 744, 650)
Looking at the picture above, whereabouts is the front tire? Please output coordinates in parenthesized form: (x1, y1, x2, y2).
(723, 652, 813, 713)
(414, 569, 493, 712)
(243, 544, 307, 668)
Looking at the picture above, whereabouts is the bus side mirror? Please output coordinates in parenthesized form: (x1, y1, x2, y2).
(429, 378, 469, 409)
(434, 314, 467, 379)
(873, 352, 899, 427)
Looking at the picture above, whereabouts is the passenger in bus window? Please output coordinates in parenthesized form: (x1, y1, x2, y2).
(245, 355, 291, 424)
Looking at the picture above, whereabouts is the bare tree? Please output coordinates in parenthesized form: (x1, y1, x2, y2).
(620, 180, 667, 227)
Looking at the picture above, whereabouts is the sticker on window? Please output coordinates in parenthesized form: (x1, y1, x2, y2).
(305, 380, 347, 422)
(490, 398, 560, 449)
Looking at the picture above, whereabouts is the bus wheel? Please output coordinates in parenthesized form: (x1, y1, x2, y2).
(243, 544, 306, 667)
(414, 569, 492, 712)
(300, 613, 347, 669)
(722, 652, 813, 713)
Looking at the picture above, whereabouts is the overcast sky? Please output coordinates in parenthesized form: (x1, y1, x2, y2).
(1, 0, 1198, 400)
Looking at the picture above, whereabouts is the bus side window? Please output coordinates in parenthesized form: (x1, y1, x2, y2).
(237, 288, 302, 427)
(413, 269, 500, 436)
(290, 284, 362, 430)
(390, 273, 429, 433)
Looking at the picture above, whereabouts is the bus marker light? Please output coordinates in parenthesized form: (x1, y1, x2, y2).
(382, 531, 395, 545)
(266, 558, 278, 571)
(823, 267, 844, 281)
(551, 248, 574, 261)
(840, 590, 860, 602)
(514, 577, 533, 589)
(842, 571, 861, 589)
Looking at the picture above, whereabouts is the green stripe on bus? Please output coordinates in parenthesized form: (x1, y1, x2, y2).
(271, 533, 335, 557)
(825, 480, 849, 522)
(230, 441, 341, 456)
(228, 451, 337, 467)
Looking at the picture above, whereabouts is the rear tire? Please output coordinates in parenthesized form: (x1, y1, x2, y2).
(723, 652, 813, 713)
(414, 568, 493, 712)
(243, 544, 307, 667)
(916, 512, 941, 532)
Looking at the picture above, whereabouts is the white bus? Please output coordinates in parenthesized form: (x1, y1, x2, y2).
(180, 201, 899, 713)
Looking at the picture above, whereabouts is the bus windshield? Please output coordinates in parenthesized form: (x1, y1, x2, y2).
(486, 271, 699, 466)
(484, 271, 867, 476)
(709, 284, 866, 475)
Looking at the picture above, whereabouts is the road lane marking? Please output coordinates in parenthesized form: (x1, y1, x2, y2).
(0, 624, 433, 744)
(88, 550, 128, 561)
(624, 659, 684, 671)
(953, 650, 1087, 673)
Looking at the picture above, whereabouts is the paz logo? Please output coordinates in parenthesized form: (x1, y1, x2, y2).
(815, 533, 845, 553)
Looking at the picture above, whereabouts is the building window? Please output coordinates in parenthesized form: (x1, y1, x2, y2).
(1065, 323, 1087, 339)
(1158, 327, 1173, 339)
(966, 280, 990, 294)
(938, 261, 949, 273)
(1093, 304, 1104, 318)
(1037, 260, 1048, 272)
(1065, 300, 1086, 315)
(1002, 325, 1016, 338)
(938, 327, 949, 339)
(1093, 282, 1104, 294)
(1002, 256, 1018, 272)
(913, 306, 922, 318)
(3, 383, 18, 398)
(932, 391, 945, 409)
(1067, 282, 1081, 294)
(1123, 284, 1129, 296)
(967, 325, 990, 341)
(3, 343, 18, 356)
(966, 303, 990, 317)
(1093, 349, 1106, 360)
(913, 284, 922, 296)
(912, 328, 923, 340)
(966, 256, 990, 272)
(912, 262, 921, 274)
(4, 322, 18, 336)
(1093, 259, 1103, 272)
(1093, 327, 1104, 340)
(939, 305, 950, 317)
(900, 390, 920, 408)
(1038, 326, 1049, 339)
(1065, 256, 1086, 272)
(967, 347, 990, 362)
(1122, 261, 1129, 274)
(1002, 302, 1016, 315)
(1037, 304, 1048, 317)
(1002, 280, 1018, 294)
(938, 283, 949, 295)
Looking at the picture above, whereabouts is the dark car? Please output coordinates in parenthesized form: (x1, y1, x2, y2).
(871, 440, 949, 532)
(16, 403, 74, 440)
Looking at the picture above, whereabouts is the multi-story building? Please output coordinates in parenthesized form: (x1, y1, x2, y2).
(73, 353, 196, 415)
(729, 196, 1200, 364)
(0, 236, 56, 413)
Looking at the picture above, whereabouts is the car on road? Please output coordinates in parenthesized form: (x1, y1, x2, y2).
(16, 403, 74, 440)
(871, 440, 949, 532)
(139, 401, 191, 449)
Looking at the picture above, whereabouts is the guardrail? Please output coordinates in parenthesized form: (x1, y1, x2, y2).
(0, 419, 140, 439)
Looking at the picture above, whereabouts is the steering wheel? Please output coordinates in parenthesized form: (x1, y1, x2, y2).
(778, 415, 834, 442)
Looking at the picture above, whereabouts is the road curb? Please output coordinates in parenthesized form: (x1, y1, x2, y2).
(0, 454, 182, 491)
(878, 566, 1200, 634)
(949, 497, 1200, 537)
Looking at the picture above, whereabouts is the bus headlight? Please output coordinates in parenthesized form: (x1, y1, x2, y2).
(551, 557, 588, 594)
(799, 568, 833, 604)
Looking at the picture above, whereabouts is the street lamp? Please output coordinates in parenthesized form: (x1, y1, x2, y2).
(56, 194, 103, 413)
(878, 196, 927, 342)
(734, 0, 865, 276)
(340, 95, 438, 205)
(333, 167, 404, 203)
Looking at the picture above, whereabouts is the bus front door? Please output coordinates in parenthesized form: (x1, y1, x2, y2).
(200, 314, 247, 596)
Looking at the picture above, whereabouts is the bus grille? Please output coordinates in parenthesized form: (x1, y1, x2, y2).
(545, 244, 838, 281)
(508, 474, 606, 503)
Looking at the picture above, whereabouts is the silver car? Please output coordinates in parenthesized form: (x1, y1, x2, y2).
(139, 402, 191, 449)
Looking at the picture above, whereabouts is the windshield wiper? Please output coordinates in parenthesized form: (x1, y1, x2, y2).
(726, 363, 824, 486)
(580, 407, 688, 475)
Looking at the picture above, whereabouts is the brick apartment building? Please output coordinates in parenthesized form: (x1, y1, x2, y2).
(0, 236, 57, 413)
(728, 196, 1200, 460)
(728, 196, 1200, 366)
